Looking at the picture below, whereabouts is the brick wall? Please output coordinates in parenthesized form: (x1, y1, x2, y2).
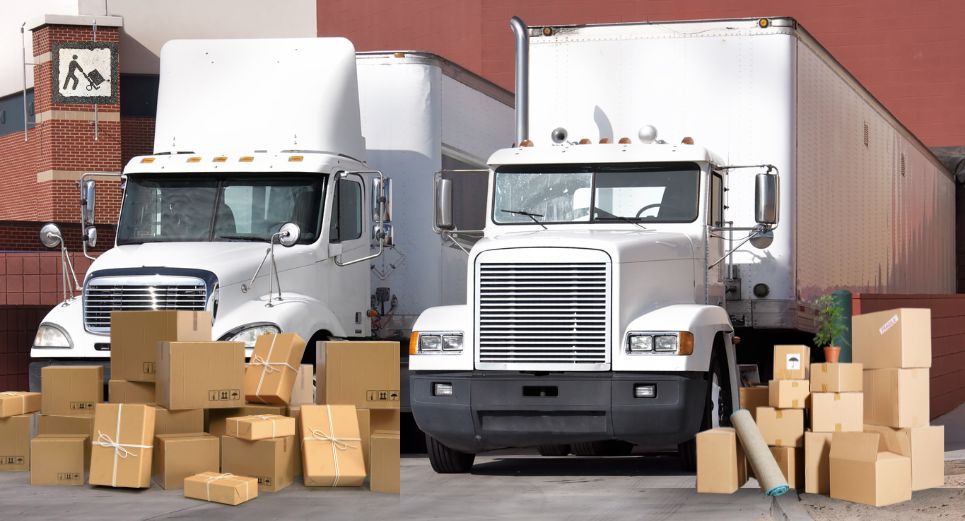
(0, 306, 48, 391)
(121, 116, 155, 165)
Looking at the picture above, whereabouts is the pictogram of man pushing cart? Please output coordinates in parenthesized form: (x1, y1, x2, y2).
(63, 54, 110, 91)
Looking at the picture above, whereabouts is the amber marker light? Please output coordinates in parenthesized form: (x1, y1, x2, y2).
(187, 156, 201, 163)
(681, 137, 694, 145)
(578, 138, 591, 145)
(599, 137, 611, 144)
(288, 155, 304, 162)
(519, 139, 534, 147)
(239, 156, 254, 162)
(758, 18, 770, 29)
(409, 332, 420, 355)
(618, 137, 632, 144)
(140, 157, 155, 163)
(678, 332, 695, 355)
(213, 156, 228, 163)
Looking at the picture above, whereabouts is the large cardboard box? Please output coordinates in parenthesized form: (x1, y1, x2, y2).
(41, 365, 103, 416)
(768, 379, 809, 409)
(0, 414, 32, 471)
(316, 341, 400, 410)
(829, 431, 911, 506)
(810, 363, 862, 392)
(739, 386, 769, 420)
(768, 446, 804, 490)
(108, 380, 155, 404)
(153, 407, 204, 435)
(225, 415, 295, 440)
(156, 341, 245, 410)
(804, 431, 833, 494)
(0, 391, 41, 417)
(301, 404, 366, 487)
(38, 414, 94, 463)
(153, 433, 220, 490)
(810, 393, 863, 433)
(184, 472, 258, 505)
(773, 345, 810, 380)
(863, 368, 929, 428)
(290, 365, 315, 406)
(852, 308, 931, 369)
(370, 430, 400, 494)
(89, 403, 155, 488)
(245, 333, 306, 405)
(221, 435, 296, 492)
(696, 427, 747, 494)
(865, 424, 945, 491)
(755, 407, 804, 447)
(30, 434, 87, 486)
(206, 405, 287, 438)
(111, 310, 212, 382)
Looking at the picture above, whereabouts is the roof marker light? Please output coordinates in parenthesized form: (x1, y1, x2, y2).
(187, 156, 201, 163)
(578, 138, 591, 145)
(288, 155, 304, 162)
(681, 137, 694, 145)
(213, 156, 227, 163)
(519, 139, 534, 147)
(599, 137, 611, 144)
(618, 137, 632, 145)
(758, 18, 770, 29)
(239, 156, 254, 162)
(140, 157, 155, 164)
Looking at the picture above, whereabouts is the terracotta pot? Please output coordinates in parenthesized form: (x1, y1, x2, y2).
(824, 345, 841, 363)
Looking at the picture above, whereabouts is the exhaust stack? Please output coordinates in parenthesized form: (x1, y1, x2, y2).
(510, 16, 529, 145)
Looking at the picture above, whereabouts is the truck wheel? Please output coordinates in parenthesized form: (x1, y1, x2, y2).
(678, 347, 733, 471)
(537, 444, 571, 456)
(426, 434, 474, 473)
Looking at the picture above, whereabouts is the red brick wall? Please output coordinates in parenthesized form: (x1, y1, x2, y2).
(0, 221, 116, 253)
(0, 306, 48, 391)
(121, 116, 155, 165)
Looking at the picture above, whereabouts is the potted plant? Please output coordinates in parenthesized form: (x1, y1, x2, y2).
(813, 294, 846, 363)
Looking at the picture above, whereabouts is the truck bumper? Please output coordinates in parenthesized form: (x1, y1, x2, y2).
(411, 371, 708, 453)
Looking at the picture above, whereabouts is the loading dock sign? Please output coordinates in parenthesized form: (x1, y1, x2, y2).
(52, 42, 118, 104)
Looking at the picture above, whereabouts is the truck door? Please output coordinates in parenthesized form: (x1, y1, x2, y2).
(329, 173, 370, 335)
(708, 171, 725, 305)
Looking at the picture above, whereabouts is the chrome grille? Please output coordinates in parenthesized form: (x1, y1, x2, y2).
(476, 259, 610, 368)
(84, 276, 207, 333)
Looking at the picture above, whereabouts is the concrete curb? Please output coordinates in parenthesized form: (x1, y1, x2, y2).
(770, 492, 814, 521)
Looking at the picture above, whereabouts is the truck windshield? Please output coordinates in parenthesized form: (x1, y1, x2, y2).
(493, 163, 700, 225)
(116, 174, 326, 245)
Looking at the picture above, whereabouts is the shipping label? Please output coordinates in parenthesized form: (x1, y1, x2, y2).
(785, 354, 801, 370)
(208, 389, 242, 402)
(879, 314, 899, 335)
(366, 390, 400, 402)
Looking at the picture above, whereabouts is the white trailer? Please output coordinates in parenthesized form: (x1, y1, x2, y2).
(409, 17, 954, 472)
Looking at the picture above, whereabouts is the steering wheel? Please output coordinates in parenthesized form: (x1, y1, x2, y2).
(635, 203, 663, 218)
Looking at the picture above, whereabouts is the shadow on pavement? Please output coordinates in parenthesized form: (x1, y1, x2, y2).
(467, 453, 692, 477)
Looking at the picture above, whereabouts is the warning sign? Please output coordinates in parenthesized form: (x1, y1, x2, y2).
(366, 390, 400, 402)
(51, 42, 118, 104)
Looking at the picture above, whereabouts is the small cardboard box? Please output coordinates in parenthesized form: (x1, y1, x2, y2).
(221, 435, 296, 492)
(696, 427, 747, 494)
(38, 414, 94, 463)
(41, 366, 103, 416)
(0, 391, 41, 417)
(184, 472, 258, 505)
(156, 341, 245, 410)
(829, 431, 911, 507)
(852, 308, 931, 369)
(206, 405, 287, 438)
(108, 380, 155, 404)
(226, 415, 295, 440)
(153, 407, 204, 435)
(863, 368, 929, 428)
(153, 433, 220, 490)
(804, 431, 833, 494)
(0, 414, 32, 471)
(290, 365, 315, 406)
(755, 407, 804, 447)
(768, 380, 809, 409)
(301, 404, 366, 487)
(245, 333, 306, 405)
(773, 345, 810, 380)
(111, 310, 212, 382)
(90, 403, 155, 488)
(370, 430, 400, 494)
(810, 363, 862, 392)
(316, 341, 400, 409)
(811, 393, 863, 433)
(30, 435, 87, 486)
(768, 446, 804, 490)
(864, 424, 945, 491)
(358, 409, 402, 472)
(739, 386, 769, 420)
(288, 406, 302, 477)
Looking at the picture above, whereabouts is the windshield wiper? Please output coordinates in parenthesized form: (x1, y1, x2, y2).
(592, 208, 648, 229)
(501, 209, 547, 229)
(216, 235, 270, 242)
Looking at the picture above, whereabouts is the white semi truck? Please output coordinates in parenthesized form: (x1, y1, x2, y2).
(410, 17, 954, 472)
(29, 38, 514, 407)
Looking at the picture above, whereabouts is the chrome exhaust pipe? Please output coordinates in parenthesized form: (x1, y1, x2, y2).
(510, 16, 528, 145)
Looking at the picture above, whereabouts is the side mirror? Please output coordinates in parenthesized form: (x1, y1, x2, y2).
(81, 179, 96, 226)
(373, 177, 392, 223)
(755, 173, 779, 225)
(435, 177, 454, 231)
(375, 222, 395, 247)
(40, 223, 63, 249)
(84, 226, 97, 248)
(277, 222, 300, 247)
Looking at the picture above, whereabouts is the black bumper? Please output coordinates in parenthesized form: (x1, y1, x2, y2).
(411, 371, 708, 453)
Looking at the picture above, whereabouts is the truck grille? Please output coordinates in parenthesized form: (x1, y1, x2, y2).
(476, 257, 610, 369)
(84, 276, 207, 333)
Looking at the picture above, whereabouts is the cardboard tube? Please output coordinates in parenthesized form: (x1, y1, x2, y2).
(731, 409, 789, 496)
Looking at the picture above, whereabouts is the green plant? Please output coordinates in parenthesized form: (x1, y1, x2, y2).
(813, 294, 847, 348)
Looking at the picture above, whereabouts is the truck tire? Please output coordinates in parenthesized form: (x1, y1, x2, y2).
(678, 345, 733, 471)
(537, 444, 571, 456)
(572, 440, 633, 456)
(426, 434, 475, 473)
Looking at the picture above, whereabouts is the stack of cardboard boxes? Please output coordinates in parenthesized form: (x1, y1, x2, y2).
(803, 358, 863, 496)
(756, 345, 810, 490)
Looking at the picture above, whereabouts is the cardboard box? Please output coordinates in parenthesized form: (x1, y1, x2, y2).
(111, 310, 212, 382)
(288, 406, 302, 477)
(226, 415, 296, 440)
(245, 333, 306, 405)
(89, 403, 155, 488)
(207, 405, 287, 438)
(290, 365, 315, 405)
(773, 345, 810, 380)
(357, 409, 402, 472)
(221, 435, 296, 492)
(316, 341, 400, 409)
(184, 472, 258, 505)
(38, 414, 94, 463)
(768, 380, 809, 409)
(696, 427, 747, 494)
(810, 363, 862, 392)
(153, 433, 220, 490)
(0, 391, 41, 417)
(804, 431, 833, 494)
(769, 446, 804, 490)
(156, 341, 245, 410)
(755, 407, 804, 447)
(863, 368, 929, 428)
(108, 380, 155, 404)
(41, 365, 103, 416)
(853, 308, 931, 369)
(0, 414, 32, 471)
(30, 435, 87, 486)
(811, 393, 863, 433)
(153, 407, 204, 435)
(301, 404, 365, 487)
(829, 431, 911, 506)
(739, 386, 769, 420)
(370, 430, 400, 494)
(864, 424, 945, 491)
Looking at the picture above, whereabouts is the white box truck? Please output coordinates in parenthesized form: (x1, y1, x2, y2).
(29, 38, 513, 407)
(410, 17, 954, 472)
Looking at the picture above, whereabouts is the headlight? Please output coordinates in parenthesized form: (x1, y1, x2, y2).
(221, 323, 280, 349)
(415, 332, 463, 354)
(442, 335, 463, 351)
(626, 331, 693, 355)
(627, 334, 653, 353)
(654, 335, 678, 352)
(34, 323, 72, 349)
